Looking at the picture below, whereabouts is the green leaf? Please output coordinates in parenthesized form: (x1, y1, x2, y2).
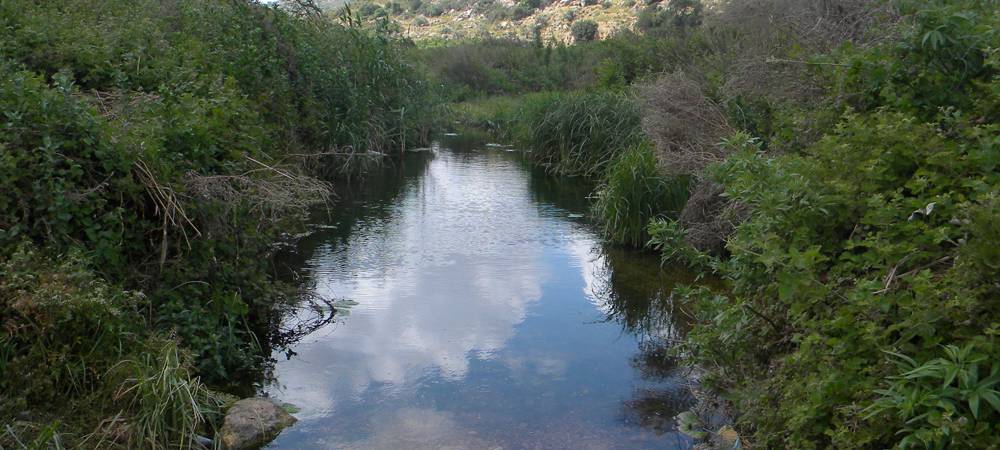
(981, 390, 1000, 414)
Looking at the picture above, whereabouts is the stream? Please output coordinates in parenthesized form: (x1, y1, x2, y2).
(263, 136, 705, 449)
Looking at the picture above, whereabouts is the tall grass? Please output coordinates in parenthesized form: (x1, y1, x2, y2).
(2, 422, 65, 450)
(592, 145, 690, 247)
(108, 339, 222, 449)
(516, 90, 644, 176)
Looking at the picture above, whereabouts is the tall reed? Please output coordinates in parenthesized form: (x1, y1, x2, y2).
(515, 90, 644, 176)
(592, 144, 690, 247)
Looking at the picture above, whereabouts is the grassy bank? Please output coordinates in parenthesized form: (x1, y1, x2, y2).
(431, 0, 1000, 447)
(0, 0, 438, 446)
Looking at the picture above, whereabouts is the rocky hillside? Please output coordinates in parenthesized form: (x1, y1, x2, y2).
(341, 0, 650, 43)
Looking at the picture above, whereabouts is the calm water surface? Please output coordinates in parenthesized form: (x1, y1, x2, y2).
(264, 136, 703, 449)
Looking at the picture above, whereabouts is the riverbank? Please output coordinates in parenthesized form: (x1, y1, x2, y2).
(0, 1, 438, 447)
(428, 0, 1000, 447)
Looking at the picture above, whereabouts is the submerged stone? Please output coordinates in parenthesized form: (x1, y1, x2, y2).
(218, 398, 297, 450)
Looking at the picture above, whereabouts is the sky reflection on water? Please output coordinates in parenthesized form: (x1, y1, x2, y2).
(265, 138, 699, 449)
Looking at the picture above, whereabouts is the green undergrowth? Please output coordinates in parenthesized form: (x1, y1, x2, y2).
(514, 89, 644, 176)
(647, 1, 1000, 447)
(1, 245, 224, 448)
(413, 33, 690, 100)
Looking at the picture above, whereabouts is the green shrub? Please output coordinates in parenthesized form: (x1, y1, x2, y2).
(685, 107, 1000, 447)
(413, 32, 683, 98)
(358, 2, 381, 16)
(636, 0, 702, 37)
(0, 244, 221, 448)
(422, 3, 445, 16)
(641, 2, 1000, 448)
(0, 64, 138, 269)
(571, 20, 599, 42)
(866, 343, 1000, 449)
(592, 144, 689, 247)
(512, 4, 534, 20)
(0, 244, 143, 411)
(647, 218, 713, 268)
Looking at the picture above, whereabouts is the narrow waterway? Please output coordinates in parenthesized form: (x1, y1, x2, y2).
(264, 136, 704, 449)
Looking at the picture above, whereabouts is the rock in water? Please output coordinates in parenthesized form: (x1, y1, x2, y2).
(218, 398, 297, 449)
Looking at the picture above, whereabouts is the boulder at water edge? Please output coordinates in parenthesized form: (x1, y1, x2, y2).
(218, 398, 297, 450)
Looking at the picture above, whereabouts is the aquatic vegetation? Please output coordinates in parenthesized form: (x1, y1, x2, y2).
(515, 90, 644, 176)
(592, 144, 689, 247)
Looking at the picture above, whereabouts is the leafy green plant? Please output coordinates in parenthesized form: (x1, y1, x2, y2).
(0, 0, 441, 445)
(647, 219, 713, 268)
(866, 344, 1000, 448)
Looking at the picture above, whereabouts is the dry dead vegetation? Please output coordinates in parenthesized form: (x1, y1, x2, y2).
(639, 0, 897, 253)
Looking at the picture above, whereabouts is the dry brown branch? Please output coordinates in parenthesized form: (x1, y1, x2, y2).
(184, 166, 333, 235)
(639, 72, 735, 176)
(677, 180, 750, 255)
(133, 159, 201, 268)
(709, 0, 900, 103)
(288, 146, 386, 178)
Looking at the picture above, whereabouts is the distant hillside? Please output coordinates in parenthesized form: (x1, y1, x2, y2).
(337, 0, 652, 43)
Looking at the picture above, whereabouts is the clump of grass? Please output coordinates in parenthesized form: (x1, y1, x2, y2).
(106, 339, 222, 449)
(516, 90, 643, 176)
(2, 422, 66, 450)
(592, 144, 689, 247)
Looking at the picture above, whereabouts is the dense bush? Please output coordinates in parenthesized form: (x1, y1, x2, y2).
(653, 1, 1000, 448)
(415, 33, 685, 99)
(456, 0, 1000, 447)
(0, 245, 223, 448)
(571, 20, 599, 42)
(636, 0, 703, 37)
